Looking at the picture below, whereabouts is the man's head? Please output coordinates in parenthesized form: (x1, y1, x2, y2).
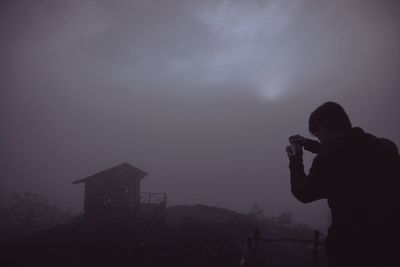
(309, 102, 352, 143)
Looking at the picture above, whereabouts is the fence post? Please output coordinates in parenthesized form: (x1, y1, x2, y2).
(312, 230, 320, 267)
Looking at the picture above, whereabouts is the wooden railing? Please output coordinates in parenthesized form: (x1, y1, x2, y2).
(240, 228, 325, 267)
(139, 192, 167, 207)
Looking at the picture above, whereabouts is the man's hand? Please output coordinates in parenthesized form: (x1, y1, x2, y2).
(289, 135, 307, 146)
(286, 144, 303, 157)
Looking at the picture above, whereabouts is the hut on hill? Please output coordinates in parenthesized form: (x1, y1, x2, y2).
(73, 162, 166, 220)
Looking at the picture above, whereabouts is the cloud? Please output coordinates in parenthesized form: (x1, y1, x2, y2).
(199, 0, 299, 39)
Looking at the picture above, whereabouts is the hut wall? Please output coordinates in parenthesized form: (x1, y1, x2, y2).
(127, 178, 141, 213)
(84, 179, 129, 214)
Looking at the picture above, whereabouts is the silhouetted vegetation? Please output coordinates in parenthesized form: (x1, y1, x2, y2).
(0, 192, 75, 242)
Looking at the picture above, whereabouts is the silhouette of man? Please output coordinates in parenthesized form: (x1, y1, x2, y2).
(286, 102, 399, 267)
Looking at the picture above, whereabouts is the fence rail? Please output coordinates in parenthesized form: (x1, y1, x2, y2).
(240, 228, 325, 267)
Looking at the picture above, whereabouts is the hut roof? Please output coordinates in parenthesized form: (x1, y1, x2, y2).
(72, 162, 147, 185)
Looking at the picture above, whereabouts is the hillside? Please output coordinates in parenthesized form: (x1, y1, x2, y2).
(0, 205, 327, 267)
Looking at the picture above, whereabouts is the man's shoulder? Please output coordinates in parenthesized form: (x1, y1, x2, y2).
(380, 138, 399, 155)
(364, 133, 399, 156)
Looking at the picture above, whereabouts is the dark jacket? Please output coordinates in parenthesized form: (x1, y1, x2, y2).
(289, 127, 399, 245)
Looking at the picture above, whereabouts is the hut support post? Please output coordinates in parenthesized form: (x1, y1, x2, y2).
(312, 230, 320, 267)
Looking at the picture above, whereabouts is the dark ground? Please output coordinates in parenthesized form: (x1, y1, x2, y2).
(0, 205, 327, 267)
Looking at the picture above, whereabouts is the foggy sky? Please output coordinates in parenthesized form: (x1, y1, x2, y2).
(1, 0, 400, 232)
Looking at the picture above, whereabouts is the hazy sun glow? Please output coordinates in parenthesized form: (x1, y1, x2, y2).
(181, 0, 302, 101)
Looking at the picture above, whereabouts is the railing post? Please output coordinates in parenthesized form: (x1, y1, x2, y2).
(313, 230, 320, 267)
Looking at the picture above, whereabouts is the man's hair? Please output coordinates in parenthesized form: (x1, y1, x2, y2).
(308, 102, 352, 134)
